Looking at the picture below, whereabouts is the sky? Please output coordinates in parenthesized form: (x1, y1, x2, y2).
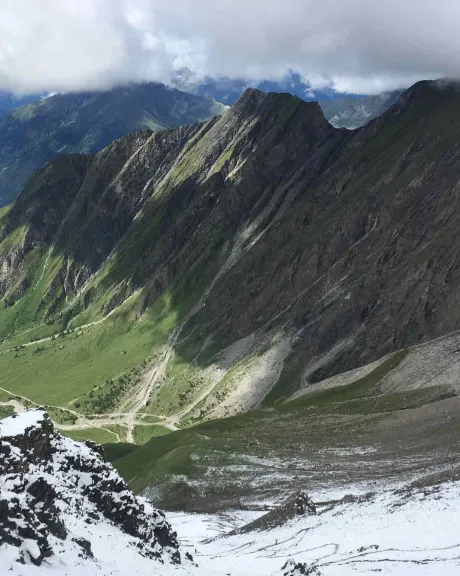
(0, 0, 458, 95)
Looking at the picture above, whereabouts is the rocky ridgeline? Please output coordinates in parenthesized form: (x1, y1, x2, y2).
(282, 561, 322, 575)
(0, 410, 182, 566)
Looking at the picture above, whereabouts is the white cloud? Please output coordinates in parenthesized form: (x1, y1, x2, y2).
(0, 0, 459, 94)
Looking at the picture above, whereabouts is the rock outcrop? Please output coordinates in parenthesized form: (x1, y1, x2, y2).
(282, 560, 322, 575)
(236, 491, 317, 534)
(0, 410, 181, 566)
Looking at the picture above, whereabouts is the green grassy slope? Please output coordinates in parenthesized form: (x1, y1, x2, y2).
(0, 310, 166, 410)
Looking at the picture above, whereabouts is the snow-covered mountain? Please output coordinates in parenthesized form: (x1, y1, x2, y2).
(1, 410, 460, 575)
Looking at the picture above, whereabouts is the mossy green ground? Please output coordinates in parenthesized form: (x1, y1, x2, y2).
(104, 442, 137, 461)
(138, 414, 163, 423)
(0, 405, 14, 419)
(133, 424, 170, 444)
(0, 313, 167, 409)
(105, 424, 129, 443)
(0, 389, 14, 402)
(60, 427, 119, 444)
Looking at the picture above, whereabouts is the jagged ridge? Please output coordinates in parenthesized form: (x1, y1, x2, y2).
(0, 410, 181, 566)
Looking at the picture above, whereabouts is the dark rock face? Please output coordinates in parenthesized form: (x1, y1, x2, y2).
(72, 537, 94, 559)
(0, 493, 54, 565)
(295, 492, 317, 516)
(179, 80, 460, 396)
(0, 412, 56, 473)
(282, 560, 322, 575)
(236, 491, 317, 534)
(0, 410, 181, 566)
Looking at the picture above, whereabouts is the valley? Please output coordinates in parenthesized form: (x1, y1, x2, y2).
(2, 81, 460, 451)
(3, 2, 460, 574)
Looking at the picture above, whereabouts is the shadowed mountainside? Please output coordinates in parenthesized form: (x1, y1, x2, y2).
(2, 80, 460, 430)
(0, 83, 226, 207)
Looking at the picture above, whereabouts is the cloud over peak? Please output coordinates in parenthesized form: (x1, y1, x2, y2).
(1, 0, 458, 94)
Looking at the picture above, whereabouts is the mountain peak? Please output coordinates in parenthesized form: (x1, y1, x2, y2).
(230, 87, 268, 118)
(229, 87, 332, 135)
(376, 78, 460, 124)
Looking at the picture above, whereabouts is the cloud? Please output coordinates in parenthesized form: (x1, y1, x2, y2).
(0, 0, 459, 95)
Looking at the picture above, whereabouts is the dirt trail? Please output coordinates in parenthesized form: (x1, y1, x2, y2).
(125, 324, 183, 442)
(0, 290, 142, 357)
(0, 380, 177, 441)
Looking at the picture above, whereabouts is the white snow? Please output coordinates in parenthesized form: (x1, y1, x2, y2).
(2, 479, 460, 575)
(172, 483, 460, 575)
(0, 409, 45, 437)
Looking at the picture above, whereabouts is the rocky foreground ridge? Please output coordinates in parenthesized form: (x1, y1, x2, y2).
(0, 410, 182, 567)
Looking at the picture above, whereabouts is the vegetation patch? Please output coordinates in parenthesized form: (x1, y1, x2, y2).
(148, 351, 209, 416)
(60, 427, 118, 444)
(138, 414, 163, 423)
(76, 363, 146, 415)
(105, 424, 129, 443)
(0, 405, 15, 420)
(133, 424, 171, 444)
(104, 442, 137, 462)
(0, 316, 160, 409)
(45, 406, 77, 425)
(0, 389, 15, 403)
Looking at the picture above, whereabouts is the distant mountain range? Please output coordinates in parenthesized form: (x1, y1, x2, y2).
(0, 79, 403, 207)
(0, 83, 226, 207)
(173, 70, 356, 104)
(0, 91, 43, 117)
(174, 70, 404, 129)
(320, 91, 404, 129)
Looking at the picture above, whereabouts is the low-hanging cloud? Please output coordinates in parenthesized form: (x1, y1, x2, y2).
(1, 0, 459, 95)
